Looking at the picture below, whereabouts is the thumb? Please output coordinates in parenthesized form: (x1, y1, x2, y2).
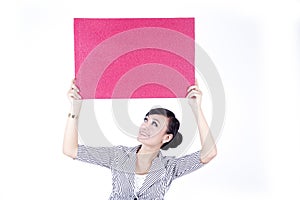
(195, 79, 199, 87)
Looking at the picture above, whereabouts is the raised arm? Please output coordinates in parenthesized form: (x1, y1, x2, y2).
(63, 79, 82, 159)
(186, 81, 217, 164)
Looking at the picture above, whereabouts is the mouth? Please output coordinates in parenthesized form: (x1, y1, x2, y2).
(138, 131, 149, 138)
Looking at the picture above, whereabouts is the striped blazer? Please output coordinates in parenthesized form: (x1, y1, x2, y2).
(75, 144, 205, 200)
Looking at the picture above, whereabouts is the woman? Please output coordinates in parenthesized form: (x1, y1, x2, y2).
(63, 80, 217, 200)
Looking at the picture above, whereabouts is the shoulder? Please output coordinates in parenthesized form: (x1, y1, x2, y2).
(160, 150, 202, 165)
(159, 152, 177, 165)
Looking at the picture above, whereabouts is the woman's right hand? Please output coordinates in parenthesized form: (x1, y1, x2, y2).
(67, 79, 82, 115)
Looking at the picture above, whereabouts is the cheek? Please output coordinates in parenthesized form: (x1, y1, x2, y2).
(149, 126, 165, 136)
(150, 128, 167, 141)
(148, 133, 164, 144)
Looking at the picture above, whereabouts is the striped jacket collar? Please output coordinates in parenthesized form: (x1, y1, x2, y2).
(125, 145, 166, 195)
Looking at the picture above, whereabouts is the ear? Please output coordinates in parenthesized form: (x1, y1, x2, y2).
(163, 134, 173, 143)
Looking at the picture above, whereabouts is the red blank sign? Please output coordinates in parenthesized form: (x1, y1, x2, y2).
(74, 18, 195, 99)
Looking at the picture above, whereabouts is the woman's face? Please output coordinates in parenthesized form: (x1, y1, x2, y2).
(137, 114, 173, 148)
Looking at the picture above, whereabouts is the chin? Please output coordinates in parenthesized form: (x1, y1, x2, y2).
(137, 137, 152, 146)
(137, 136, 146, 142)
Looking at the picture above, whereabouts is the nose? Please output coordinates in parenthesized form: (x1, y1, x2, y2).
(140, 119, 151, 131)
(141, 122, 148, 130)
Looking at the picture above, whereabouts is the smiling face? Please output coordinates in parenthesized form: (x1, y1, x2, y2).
(137, 114, 173, 149)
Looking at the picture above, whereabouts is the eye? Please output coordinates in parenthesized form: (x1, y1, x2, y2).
(151, 121, 158, 127)
(144, 117, 148, 122)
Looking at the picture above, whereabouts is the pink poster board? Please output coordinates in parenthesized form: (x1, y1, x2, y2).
(74, 18, 195, 99)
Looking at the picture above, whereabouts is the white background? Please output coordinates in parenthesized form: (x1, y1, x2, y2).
(1, 0, 300, 199)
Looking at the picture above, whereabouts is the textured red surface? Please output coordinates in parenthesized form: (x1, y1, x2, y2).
(74, 18, 195, 99)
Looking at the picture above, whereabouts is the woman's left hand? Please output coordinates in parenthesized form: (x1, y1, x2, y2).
(186, 81, 203, 110)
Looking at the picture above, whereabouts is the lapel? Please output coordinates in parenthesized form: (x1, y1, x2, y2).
(121, 145, 166, 195)
(138, 151, 166, 195)
(122, 145, 139, 191)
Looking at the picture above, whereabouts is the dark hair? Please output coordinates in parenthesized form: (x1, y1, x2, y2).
(145, 108, 182, 150)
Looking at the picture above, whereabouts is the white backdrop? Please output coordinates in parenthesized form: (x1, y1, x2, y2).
(1, 0, 300, 199)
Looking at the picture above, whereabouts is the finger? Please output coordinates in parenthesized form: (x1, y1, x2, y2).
(70, 78, 79, 90)
(187, 86, 202, 95)
(187, 93, 199, 100)
(186, 90, 201, 99)
(68, 88, 81, 99)
(73, 91, 82, 99)
(68, 93, 76, 100)
(69, 92, 81, 100)
(71, 84, 80, 92)
(67, 89, 74, 96)
(69, 89, 81, 99)
(187, 85, 198, 93)
(187, 87, 202, 96)
(68, 89, 76, 95)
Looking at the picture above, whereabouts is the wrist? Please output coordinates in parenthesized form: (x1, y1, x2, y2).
(69, 108, 81, 116)
(68, 112, 79, 119)
(69, 106, 81, 115)
(70, 101, 82, 115)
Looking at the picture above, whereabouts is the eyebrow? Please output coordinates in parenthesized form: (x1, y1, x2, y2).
(147, 116, 161, 125)
(152, 118, 161, 125)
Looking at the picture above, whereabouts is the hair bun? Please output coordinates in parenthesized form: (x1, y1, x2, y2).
(161, 132, 183, 150)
